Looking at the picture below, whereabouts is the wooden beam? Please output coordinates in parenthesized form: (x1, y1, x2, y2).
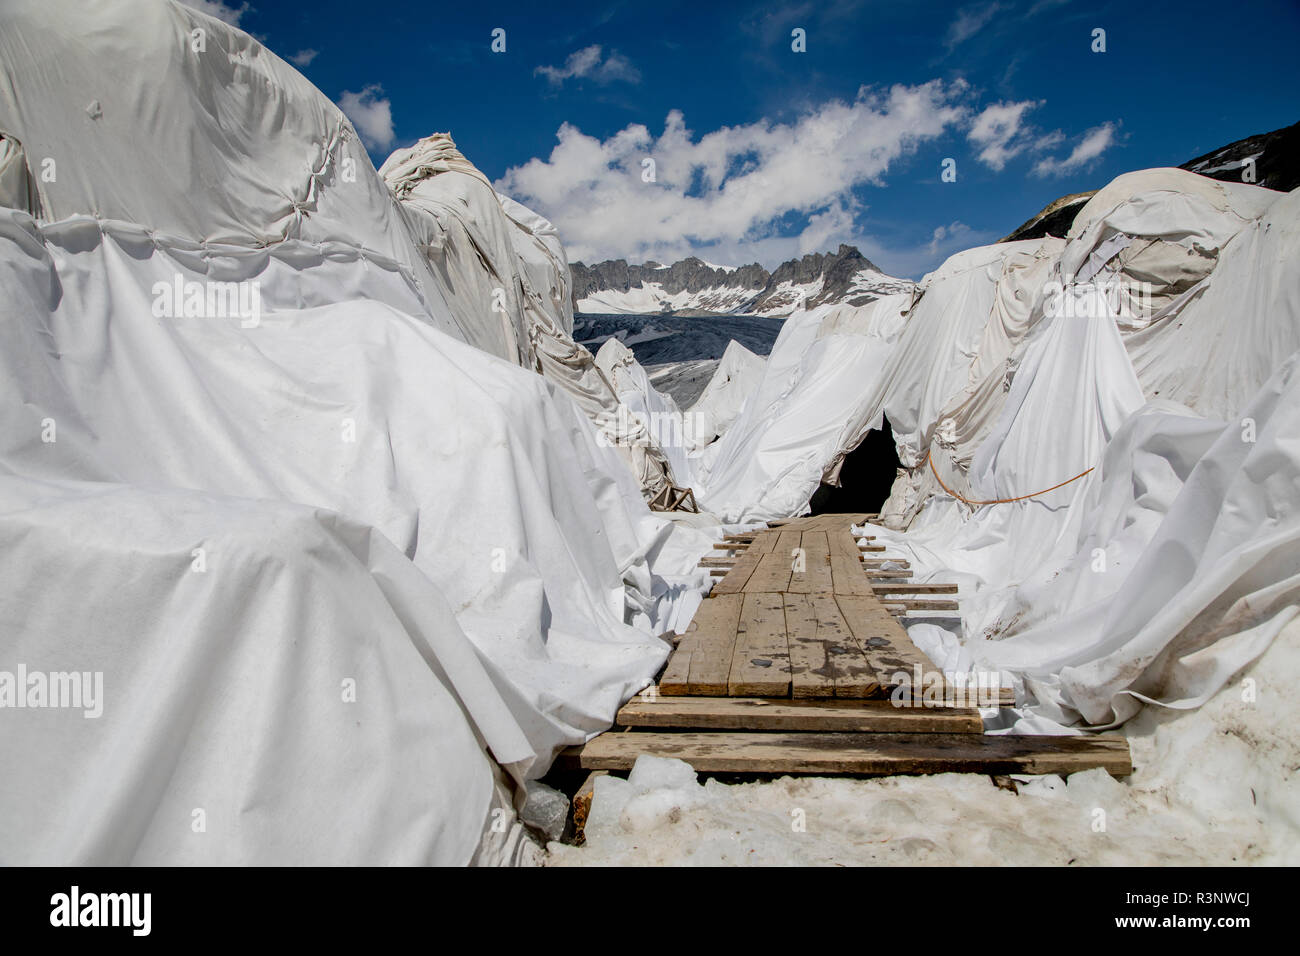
(787, 530, 832, 594)
(783, 592, 836, 698)
(810, 591, 880, 698)
(870, 583, 958, 594)
(828, 530, 874, 595)
(835, 592, 943, 697)
(728, 591, 791, 697)
(615, 696, 982, 733)
(660, 592, 741, 695)
(683, 592, 746, 696)
(860, 556, 911, 568)
(744, 531, 801, 592)
(711, 532, 777, 594)
(884, 599, 960, 611)
(561, 731, 1133, 777)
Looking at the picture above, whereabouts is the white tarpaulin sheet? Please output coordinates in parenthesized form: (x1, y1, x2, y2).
(690, 167, 1298, 735)
(0, 0, 712, 864)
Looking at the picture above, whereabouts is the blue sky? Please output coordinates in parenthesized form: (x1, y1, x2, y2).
(195, 0, 1299, 277)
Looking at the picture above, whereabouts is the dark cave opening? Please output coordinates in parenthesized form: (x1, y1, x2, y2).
(809, 415, 902, 515)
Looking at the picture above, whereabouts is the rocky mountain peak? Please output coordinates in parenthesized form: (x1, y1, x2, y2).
(571, 244, 902, 316)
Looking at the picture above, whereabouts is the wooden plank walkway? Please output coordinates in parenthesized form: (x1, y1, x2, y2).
(667, 521, 970, 701)
(567, 514, 1131, 779)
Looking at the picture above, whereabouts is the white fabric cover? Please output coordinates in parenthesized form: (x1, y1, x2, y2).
(378, 134, 679, 497)
(687, 340, 767, 451)
(0, 0, 712, 864)
(691, 169, 1298, 734)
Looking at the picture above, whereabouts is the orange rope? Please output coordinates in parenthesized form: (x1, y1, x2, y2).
(926, 450, 1094, 506)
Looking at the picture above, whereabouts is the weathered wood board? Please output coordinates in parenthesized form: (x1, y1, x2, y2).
(616, 696, 982, 733)
(728, 591, 791, 697)
(561, 731, 1133, 777)
(711, 531, 777, 594)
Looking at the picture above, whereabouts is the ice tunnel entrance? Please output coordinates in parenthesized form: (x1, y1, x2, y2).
(808, 416, 902, 515)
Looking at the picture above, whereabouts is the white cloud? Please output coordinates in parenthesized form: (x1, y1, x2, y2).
(290, 49, 319, 67)
(968, 100, 1041, 170)
(1027, 0, 1071, 16)
(859, 223, 999, 279)
(536, 45, 641, 86)
(497, 81, 969, 267)
(337, 85, 394, 151)
(177, 0, 250, 26)
(1032, 122, 1117, 177)
(945, 2, 1003, 50)
(1032, 129, 1065, 152)
(926, 221, 973, 255)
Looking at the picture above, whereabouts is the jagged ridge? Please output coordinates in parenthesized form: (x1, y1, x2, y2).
(571, 244, 911, 317)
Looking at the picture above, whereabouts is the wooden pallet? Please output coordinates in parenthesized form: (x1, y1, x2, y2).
(574, 514, 1131, 779)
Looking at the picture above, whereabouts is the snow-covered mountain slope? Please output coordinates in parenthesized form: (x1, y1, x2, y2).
(572, 245, 913, 317)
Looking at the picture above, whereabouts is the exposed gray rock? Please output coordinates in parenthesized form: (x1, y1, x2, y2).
(521, 780, 570, 843)
(571, 244, 903, 316)
(1000, 121, 1299, 244)
(1181, 120, 1299, 193)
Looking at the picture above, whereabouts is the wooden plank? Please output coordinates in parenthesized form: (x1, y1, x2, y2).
(711, 531, 777, 594)
(660, 593, 743, 695)
(712, 542, 747, 551)
(809, 592, 880, 698)
(860, 557, 911, 568)
(744, 530, 801, 592)
(886, 599, 959, 611)
(828, 530, 874, 595)
(835, 593, 960, 702)
(864, 569, 912, 579)
(698, 556, 735, 567)
(787, 530, 832, 594)
(682, 592, 745, 696)
(767, 516, 808, 530)
(728, 591, 790, 697)
(780, 592, 884, 699)
(783, 593, 835, 698)
(562, 731, 1133, 777)
(870, 583, 958, 594)
(615, 696, 982, 732)
(658, 639, 694, 696)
